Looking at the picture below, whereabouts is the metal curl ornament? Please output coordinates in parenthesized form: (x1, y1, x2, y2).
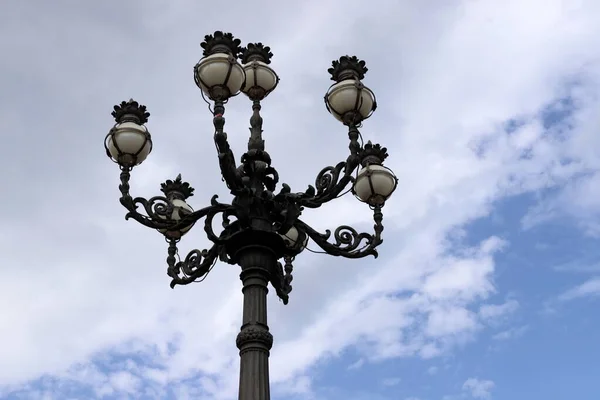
(166, 239, 221, 287)
(295, 205, 384, 259)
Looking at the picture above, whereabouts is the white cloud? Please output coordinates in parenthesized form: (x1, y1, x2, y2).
(381, 377, 401, 387)
(520, 85, 600, 234)
(273, 375, 312, 397)
(269, 236, 504, 382)
(463, 378, 495, 399)
(425, 306, 479, 338)
(420, 239, 504, 303)
(479, 300, 520, 322)
(108, 371, 140, 394)
(347, 359, 365, 370)
(553, 260, 600, 273)
(427, 366, 439, 375)
(558, 277, 600, 301)
(492, 325, 529, 341)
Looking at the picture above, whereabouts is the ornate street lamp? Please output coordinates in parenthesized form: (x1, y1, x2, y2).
(105, 31, 397, 400)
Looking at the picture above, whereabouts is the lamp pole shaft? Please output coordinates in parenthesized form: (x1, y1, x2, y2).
(236, 247, 274, 400)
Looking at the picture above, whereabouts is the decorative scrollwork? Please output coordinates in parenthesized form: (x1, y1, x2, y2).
(278, 161, 356, 209)
(316, 163, 345, 194)
(110, 73, 392, 302)
(119, 167, 175, 229)
(167, 239, 221, 287)
(200, 197, 238, 244)
(295, 205, 384, 259)
(269, 189, 303, 234)
(289, 124, 364, 208)
(129, 195, 171, 221)
(238, 150, 278, 193)
(272, 256, 294, 304)
(236, 325, 274, 349)
(118, 168, 234, 239)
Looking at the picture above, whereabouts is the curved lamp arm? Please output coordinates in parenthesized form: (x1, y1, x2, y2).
(167, 239, 227, 288)
(295, 205, 384, 259)
(165, 195, 236, 244)
(276, 160, 358, 210)
(118, 167, 177, 230)
(299, 161, 358, 208)
(118, 169, 234, 240)
(281, 125, 364, 208)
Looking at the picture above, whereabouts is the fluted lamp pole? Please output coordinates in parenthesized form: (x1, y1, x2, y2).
(104, 31, 398, 400)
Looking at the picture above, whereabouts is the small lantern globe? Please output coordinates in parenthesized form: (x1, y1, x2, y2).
(157, 175, 197, 240)
(240, 43, 279, 101)
(194, 31, 246, 101)
(353, 164, 398, 206)
(280, 226, 309, 251)
(325, 55, 377, 125)
(105, 100, 153, 167)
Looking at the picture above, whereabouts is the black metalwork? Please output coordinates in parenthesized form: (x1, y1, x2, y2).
(240, 42, 273, 64)
(359, 140, 389, 166)
(106, 31, 396, 400)
(201, 30, 243, 57)
(111, 99, 150, 124)
(328, 55, 369, 82)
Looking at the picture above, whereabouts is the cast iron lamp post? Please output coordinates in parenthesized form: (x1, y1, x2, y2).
(105, 31, 397, 400)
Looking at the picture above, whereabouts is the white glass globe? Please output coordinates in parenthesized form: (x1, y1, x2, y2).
(325, 79, 376, 123)
(195, 53, 245, 98)
(106, 122, 151, 165)
(354, 164, 397, 206)
(280, 226, 308, 250)
(242, 61, 278, 97)
(158, 198, 195, 239)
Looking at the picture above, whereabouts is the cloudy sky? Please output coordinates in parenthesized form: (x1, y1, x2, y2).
(1, 0, 600, 399)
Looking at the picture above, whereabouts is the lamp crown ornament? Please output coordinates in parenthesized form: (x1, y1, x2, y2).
(111, 99, 150, 124)
(359, 141, 389, 166)
(200, 31, 243, 57)
(328, 55, 369, 82)
(160, 174, 195, 199)
(241, 42, 274, 64)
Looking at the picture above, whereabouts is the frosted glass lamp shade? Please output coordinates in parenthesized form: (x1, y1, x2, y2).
(194, 53, 245, 100)
(105, 121, 152, 167)
(280, 226, 309, 250)
(325, 79, 376, 124)
(242, 61, 279, 100)
(353, 164, 397, 206)
(158, 198, 195, 239)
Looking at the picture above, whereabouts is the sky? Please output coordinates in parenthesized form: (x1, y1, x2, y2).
(0, 0, 599, 399)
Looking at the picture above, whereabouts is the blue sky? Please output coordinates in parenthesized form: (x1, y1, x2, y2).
(1, 0, 600, 399)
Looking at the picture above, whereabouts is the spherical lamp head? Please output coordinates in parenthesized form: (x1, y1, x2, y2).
(157, 174, 196, 239)
(324, 55, 377, 125)
(240, 43, 279, 101)
(194, 31, 246, 102)
(105, 99, 152, 168)
(353, 142, 397, 206)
